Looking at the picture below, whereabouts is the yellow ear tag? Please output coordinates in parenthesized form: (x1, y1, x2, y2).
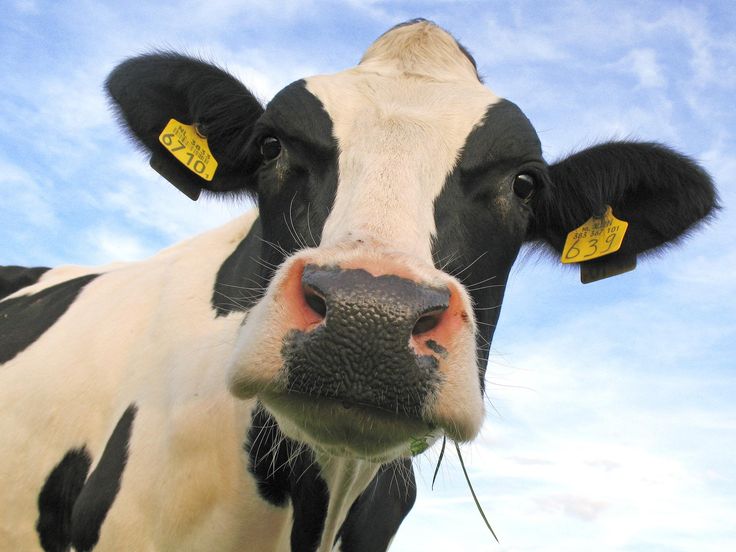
(158, 119, 218, 181)
(561, 206, 628, 264)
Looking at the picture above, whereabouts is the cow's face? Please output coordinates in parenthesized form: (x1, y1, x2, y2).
(106, 20, 717, 461)
(224, 23, 543, 460)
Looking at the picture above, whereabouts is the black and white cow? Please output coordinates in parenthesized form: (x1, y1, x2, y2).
(0, 19, 717, 552)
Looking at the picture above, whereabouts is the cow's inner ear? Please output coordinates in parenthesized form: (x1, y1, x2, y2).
(528, 141, 718, 261)
(106, 53, 265, 200)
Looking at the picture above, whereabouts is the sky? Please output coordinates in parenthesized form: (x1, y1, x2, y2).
(1, 1, 734, 550)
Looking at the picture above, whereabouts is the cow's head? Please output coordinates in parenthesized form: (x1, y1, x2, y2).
(107, 20, 716, 461)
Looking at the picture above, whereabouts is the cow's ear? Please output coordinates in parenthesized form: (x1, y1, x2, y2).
(106, 53, 264, 201)
(529, 141, 718, 269)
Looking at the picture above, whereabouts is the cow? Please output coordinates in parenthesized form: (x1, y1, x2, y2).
(0, 19, 717, 552)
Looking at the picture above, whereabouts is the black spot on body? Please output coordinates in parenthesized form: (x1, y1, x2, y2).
(71, 404, 137, 552)
(336, 459, 417, 552)
(0, 274, 98, 364)
(246, 404, 329, 552)
(0, 265, 49, 300)
(36, 448, 92, 552)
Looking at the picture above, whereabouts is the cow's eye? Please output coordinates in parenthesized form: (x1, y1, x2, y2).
(260, 137, 282, 161)
(512, 173, 536, 202)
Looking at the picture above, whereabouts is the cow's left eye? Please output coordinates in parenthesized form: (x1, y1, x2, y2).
(512, 173, 536, 202)
(260, 136, 282, 162)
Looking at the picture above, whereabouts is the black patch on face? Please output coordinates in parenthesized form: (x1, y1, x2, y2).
(0, 265, 50, 300)
(36, 447, 92, 552)
(211, 217, 265, 317)
(210, 82, 339, 317)
(335, 458, 416, 552)
(246, 403, 329, 552)
(70, 404, 137, 552)
(254, 81, 339, 268)
(432, 100, 546, 389)
(282, 266, 446, 417)
(0, 274, 98, 364)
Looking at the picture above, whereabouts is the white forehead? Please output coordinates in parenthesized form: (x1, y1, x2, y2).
(304, 21, 501, 261)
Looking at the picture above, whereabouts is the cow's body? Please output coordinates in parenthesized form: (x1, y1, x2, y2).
(0, 20, 717, 552)
(1, 212, 403, 551)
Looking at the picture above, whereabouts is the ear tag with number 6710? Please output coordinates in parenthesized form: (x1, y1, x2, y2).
(158, 119, 218, 182)
(561, 206, 628, 264)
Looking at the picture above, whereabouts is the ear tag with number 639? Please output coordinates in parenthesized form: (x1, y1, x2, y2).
(561, 206, 628, 264)
(158, 119, 218, 181)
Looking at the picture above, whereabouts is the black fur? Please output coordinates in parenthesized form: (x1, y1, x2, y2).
(71, 404, 137, 552)
(336, 459, 417, 552)
(246, 404, 329, 552)
(212, 217, 266, 317)
(106, 53, 264, 199)
(534, 141, 719, 256)
(209, 81, 339, 315)
(0, 274, 98, 364)
(432, 100, 545, 388)
(0, 265, 49, 300)
(36, 448, 92, 552)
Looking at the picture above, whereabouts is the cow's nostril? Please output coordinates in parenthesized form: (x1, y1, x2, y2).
(303, 288, 327, 318)
(412, 309, 444, 336)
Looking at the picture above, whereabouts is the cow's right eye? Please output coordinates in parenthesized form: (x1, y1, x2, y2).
(260, 137, 282, 161)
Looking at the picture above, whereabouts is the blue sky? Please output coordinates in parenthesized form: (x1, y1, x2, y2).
(2, 1, 734, 550)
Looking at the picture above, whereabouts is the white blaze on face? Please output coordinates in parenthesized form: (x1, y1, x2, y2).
(307, 21, 501, 261)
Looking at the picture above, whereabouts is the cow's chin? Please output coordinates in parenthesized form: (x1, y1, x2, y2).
(259, 392, 437, 462)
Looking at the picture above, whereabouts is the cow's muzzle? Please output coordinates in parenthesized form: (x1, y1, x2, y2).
(227, 248, 484, 457)
(282, 264, 450, 417)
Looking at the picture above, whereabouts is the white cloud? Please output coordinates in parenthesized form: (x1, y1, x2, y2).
(616, 48, 666, 88)
(13, 0, 37, 14)
(0, 157, 57, 229)
(87, 226, 152, 263)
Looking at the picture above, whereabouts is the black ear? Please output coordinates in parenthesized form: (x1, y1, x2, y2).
(106, 53, 264, 200)
(531, 141, 718, 267)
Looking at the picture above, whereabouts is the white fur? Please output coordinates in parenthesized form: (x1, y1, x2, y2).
(2, 21, 500, 551)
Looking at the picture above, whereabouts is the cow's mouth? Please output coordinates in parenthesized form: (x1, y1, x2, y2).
(261, 391, 435, 460)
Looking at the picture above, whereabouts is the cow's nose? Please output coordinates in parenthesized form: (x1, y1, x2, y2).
(300, 264, 451, 341)
(283, 264, 457, 417)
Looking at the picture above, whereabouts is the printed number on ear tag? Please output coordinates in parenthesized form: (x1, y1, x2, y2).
(561, 206, 628, 264)
(158, 119, 218, 182)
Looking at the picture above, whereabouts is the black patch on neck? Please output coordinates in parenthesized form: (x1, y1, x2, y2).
(211, 217, 265, 317)
(335, 458, 416, 552)
(246, 403, 329, 552)
(432, 100, 545, 389)
(0, 265, 50, 300)
(70, 404, 137, 552)
(0, 273, 98, 364)
(36, 447, 92, 552)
